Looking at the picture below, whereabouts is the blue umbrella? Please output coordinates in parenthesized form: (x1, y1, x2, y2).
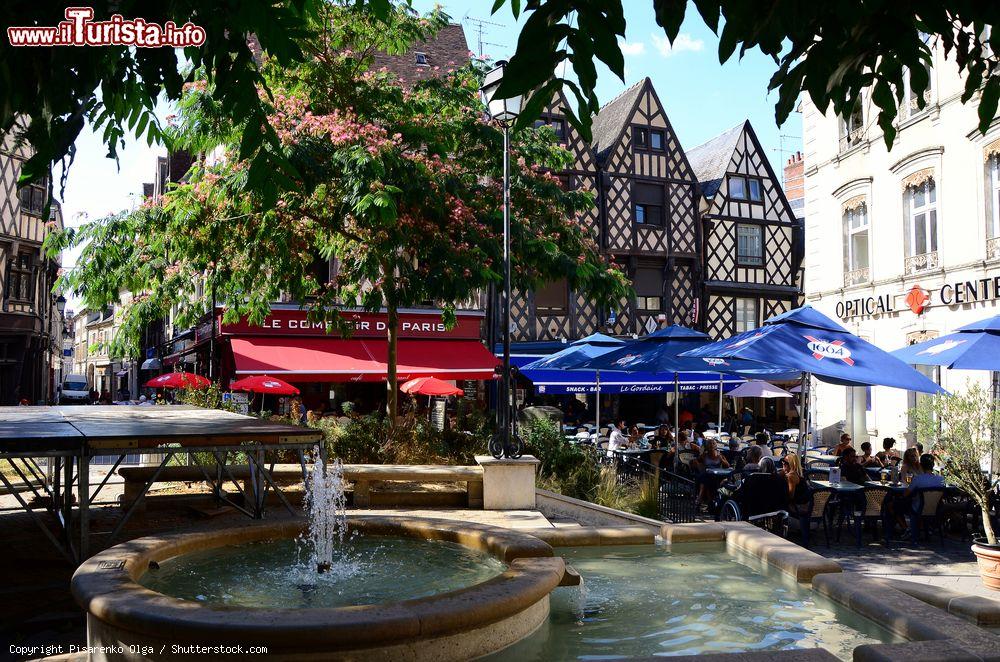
(521, 333, 625, 435)
(575, 325, 795, 434)
(679, 306, 944, 393)
(890, 314, 1000, 370)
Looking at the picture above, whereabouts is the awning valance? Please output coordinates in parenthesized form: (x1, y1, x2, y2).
(231, 337, 498, 382)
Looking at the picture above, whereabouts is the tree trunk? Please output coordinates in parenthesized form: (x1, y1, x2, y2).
(983, 507, 997, 546)
(383, 265, 399, 426)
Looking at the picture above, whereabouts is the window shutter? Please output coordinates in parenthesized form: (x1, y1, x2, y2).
(634, 266, 663, 296)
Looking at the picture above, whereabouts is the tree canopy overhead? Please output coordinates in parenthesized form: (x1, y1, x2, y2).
(493, 0, 1000, 148)
(47, 3, 629, 418)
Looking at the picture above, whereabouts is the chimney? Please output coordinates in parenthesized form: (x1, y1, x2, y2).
(783, 151, 804, 216)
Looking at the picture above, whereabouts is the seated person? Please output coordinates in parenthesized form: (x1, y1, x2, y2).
(898, 447, 920, 483)
(742, 445, 764, 473)
(859, 441, 883, 468)
(835, 447, 869, 485)
(875, 437, 899, 465)
(754, 432, 774, 458)
(780, 454, 809, 512)
(724, 457, 788, 518)
(628, 424, 642, 448)
(832, 433, 853, 456)
(904, 453, 945, 504)
(651, 424, 673, 449)
(695, 438, 730, 507)
(721, 438, 744, 471)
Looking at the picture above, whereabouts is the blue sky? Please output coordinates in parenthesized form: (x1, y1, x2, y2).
(57, 1, 801, 310)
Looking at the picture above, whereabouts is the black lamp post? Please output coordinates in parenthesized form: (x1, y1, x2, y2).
(480, 61, 524, 459)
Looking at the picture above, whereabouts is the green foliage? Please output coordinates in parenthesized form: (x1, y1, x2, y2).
(593, 467, 632, 511)
(312, 412, 488, 466)
(175, 382, 239, 413)
(912, 382, 1000, 545)
(523, 417, 600, 501)
(494, 1, 1000, 148)
(48, 4, 630, 371)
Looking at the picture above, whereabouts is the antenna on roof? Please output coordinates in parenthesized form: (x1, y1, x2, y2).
(463, 15, 505, 58)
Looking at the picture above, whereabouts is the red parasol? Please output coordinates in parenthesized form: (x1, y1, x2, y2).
(230, 375, 300, 396)
(145, 372, 211, 390)
(400, 376, 463, 397)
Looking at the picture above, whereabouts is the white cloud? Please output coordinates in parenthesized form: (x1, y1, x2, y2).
(618, 39, 646, 56)
(650, 32, 704, 57)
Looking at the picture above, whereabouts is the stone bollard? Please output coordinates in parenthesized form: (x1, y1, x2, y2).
(475, 455, 540, 510)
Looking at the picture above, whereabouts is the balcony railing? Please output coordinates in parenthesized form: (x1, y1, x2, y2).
(843, 267, 870, 287)
(838, 127, 864, 153)
(904, 251, 939, 275)
(988, 237, 1000, 261)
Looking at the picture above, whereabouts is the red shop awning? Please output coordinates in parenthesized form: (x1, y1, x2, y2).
(230, 337, 498, 382)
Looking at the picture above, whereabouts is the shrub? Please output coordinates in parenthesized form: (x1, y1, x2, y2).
(630, 476, 661, 519)
(522, 418, 600, 501)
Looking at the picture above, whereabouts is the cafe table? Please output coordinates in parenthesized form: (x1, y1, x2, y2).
(807, 454, 840, 465)
(864, 480, 959, 494)
(809, 479, 864, 492)
(705, 467, 734, 478)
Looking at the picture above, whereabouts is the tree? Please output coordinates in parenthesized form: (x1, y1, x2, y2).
(47, 5, 629, 423)
(492, 0, 1000, 148)
(913, 383, 1000, 545)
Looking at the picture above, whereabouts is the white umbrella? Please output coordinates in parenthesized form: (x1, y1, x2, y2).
(725, 380, 793, 399)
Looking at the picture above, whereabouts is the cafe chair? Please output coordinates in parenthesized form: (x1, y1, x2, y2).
(908, 488, 946, 546)
(848, 486, 890, 547)
(789, 487, 833, 548)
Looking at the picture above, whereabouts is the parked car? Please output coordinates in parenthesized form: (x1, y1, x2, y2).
(59, 374, 91, 405)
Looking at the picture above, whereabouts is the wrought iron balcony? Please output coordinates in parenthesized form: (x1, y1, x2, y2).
(988, 237, 1000, 261)
(843, 267, 870, 287)
(838, 127, 864, 153)
(904, 251, 939, 275)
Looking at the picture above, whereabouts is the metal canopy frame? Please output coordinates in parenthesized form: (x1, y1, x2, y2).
(0, 406, 322, 564)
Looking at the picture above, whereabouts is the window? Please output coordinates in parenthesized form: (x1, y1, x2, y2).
(649, 130, 664, 150)
(633, 127, 648, 148)
(18, 180, 47, 217)
(414, 52, 428, 65)
(736, 224, 764, 266)
(843, 200, 870, 274)
(533, 117, 566, 141)
(901, 40, 933, 121)
(729, 175, 747, 200)
(535, 278, 568, 314)
(904, 179, 938, 257)
(6, 252, 33, 302)
(634, 182, 664, 226)
(634, 266, 663, 312)
(556, 174, 576, 191)
(839, 99, 864, 151)
(747, 178, 763, 202)
(735, 298, 758, 334)
(987, 154, 1000, 239)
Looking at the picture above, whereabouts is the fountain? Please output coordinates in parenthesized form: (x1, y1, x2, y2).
(304, 450, 347, 573)
(72, 450, 568, 660)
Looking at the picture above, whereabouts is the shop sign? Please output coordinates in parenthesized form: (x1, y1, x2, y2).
(219, 307, 483, 340)
(835, 294, 894, 320)
(939, 277, 1000, 306)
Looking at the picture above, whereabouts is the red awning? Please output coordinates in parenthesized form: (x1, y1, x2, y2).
(230, 337, 498, 382)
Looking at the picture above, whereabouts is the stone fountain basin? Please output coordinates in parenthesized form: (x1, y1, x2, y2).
(72, 516, 567, 661)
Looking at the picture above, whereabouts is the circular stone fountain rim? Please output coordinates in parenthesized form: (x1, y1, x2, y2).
(72, 515, 565, 649)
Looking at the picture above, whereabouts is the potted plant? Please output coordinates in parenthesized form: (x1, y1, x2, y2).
(913, 383, 1000, 590)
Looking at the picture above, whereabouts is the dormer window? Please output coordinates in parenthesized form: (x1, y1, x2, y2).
(414, 52, 428, 66)
(633, 127, 648, 147)
(649, 130, 664, 150)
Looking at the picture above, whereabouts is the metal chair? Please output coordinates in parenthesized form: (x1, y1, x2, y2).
(849, 486, 890, 547)
(908, 488, 946, 546)
(790, 487, 833, 547)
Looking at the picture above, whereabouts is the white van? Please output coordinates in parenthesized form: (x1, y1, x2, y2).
(60, 374, 91, 404)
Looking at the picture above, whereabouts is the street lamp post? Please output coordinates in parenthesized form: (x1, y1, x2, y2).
(480, 60, 524, 460)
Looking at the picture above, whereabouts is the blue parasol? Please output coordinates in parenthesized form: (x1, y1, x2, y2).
(890, 314, 1000, 370)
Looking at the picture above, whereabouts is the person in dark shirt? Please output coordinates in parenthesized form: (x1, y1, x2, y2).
(836, 447, 869, 485)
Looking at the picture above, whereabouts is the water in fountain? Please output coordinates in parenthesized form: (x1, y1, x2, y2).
(304, 447, 348, 573)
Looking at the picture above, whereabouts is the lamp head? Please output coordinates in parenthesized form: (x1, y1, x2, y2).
(480, 60, 523, 126)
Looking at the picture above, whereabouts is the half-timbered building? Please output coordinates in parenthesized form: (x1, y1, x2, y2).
(0, 131, 65, 404)
(688, 121, 803, 340)
(510, 78, 701, 342)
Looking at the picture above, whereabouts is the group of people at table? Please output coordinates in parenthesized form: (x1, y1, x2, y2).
(602, 420, 948, 542)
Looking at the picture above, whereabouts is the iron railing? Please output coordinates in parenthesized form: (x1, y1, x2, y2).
(606, 451, 700, 523)
(904, 251, 938, 275)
